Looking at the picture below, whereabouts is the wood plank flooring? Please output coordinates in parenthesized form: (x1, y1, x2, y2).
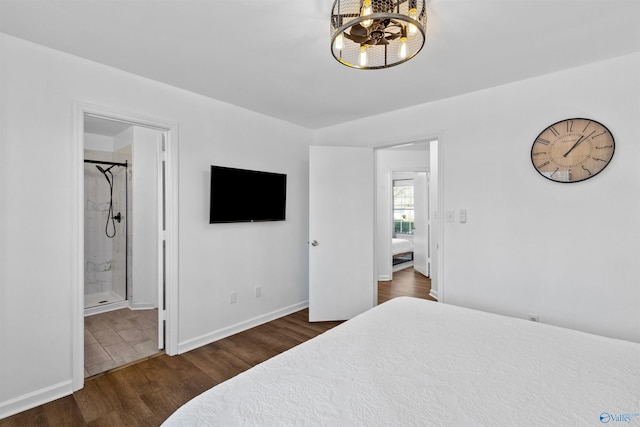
(378, 266, 435, 304)
(1, 268, 431, 426)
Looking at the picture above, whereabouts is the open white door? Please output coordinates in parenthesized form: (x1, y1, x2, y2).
(413, 172, 429, 276)
(429, 140, 440, 300)
(157, 132, 166, 351)
(309, 146, 374, 321)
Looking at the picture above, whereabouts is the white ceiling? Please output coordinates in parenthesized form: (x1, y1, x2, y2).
(84, 115, 133, 137)
(2, 0, 639, 129)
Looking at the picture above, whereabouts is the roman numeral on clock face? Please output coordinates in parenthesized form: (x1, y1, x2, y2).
(591, 131, 607, 139)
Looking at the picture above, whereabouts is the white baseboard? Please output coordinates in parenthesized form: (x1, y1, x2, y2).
(429, 289, 439, 301)
(177, 300, 309, 354)
(84, 299, 130, 317)
(0, 380, 73, 420)
(393, 261, 414, 272)
(131, 302, 156, 310)
(378, 274, 392, 281)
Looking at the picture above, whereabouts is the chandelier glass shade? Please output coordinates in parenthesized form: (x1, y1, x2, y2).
(330, 0, 427, 69)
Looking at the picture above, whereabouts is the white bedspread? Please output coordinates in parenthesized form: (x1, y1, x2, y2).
(392, 237, 414, 255)
(163, 297, 640, 426)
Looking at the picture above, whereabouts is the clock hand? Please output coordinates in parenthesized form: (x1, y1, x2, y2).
(563, 135, 585, 158)
(563, 130, 595, 157)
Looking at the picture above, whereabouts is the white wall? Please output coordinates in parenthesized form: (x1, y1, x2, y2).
(316, 53, 640, 343)
(0, 34, 312, 417)
(85, 133, 114, 151)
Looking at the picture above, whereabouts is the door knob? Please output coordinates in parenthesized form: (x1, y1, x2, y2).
(311, 240, 319, 246)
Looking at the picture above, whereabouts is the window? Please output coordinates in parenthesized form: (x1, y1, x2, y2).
(393, 179, 414, 235)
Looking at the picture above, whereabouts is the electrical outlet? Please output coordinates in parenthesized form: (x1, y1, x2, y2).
(230, 291, 237, 304)
(255, 286, 262, 298)
(527, 313, 539, 322)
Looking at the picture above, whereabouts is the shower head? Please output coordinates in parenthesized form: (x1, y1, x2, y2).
(96, 164, 115, 174)
(96, 164, 114, 185)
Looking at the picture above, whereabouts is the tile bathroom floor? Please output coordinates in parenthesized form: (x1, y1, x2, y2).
(84, 307, 160, 377)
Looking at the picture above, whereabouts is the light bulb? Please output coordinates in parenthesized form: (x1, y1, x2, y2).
(361, 0, 373, 28)
(398, 37, 408, 59)
(408, 8, 418, 35)
(358, 45, 368, 67)
(334, 32, 344, 51)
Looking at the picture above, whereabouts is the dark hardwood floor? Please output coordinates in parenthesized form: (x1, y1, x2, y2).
(1, 268, 431, 426)
(378, 266, 435, 304)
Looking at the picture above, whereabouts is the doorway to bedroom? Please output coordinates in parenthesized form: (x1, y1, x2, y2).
(376, 140, 438, 303)
(391, 173, 421, 273)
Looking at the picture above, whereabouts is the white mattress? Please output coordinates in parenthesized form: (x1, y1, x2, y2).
(163, 297, 640, 426)
(391, 237, 414, 255)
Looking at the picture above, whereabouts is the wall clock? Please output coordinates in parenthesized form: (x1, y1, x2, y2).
(531, 118, 615, 183)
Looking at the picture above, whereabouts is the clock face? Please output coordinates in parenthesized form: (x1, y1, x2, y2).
(531, 118, 615, 183)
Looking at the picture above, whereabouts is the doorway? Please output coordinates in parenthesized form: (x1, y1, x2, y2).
(73, 104, 178, 390)
(390, 172, 425, 274)
(308, 138, 442, 321)
(82, 115, 164, 376)
(83, 115, 164, 377)
(374, 140, 438, 299)
(378, 267, 436, 304)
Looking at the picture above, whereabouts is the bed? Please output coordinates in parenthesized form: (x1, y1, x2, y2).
(392, 237, 414, 265)
(163, 297, 640, 426)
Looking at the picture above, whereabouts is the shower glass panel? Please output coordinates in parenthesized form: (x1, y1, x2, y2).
(84, 160, 128, 309)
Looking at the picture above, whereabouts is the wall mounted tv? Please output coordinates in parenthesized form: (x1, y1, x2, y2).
(209, 165, 287, 223)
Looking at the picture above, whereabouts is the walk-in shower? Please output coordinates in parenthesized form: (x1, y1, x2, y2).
(84, 159, 128, 311)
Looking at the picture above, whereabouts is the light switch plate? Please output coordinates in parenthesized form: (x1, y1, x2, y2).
(446, 211, 455, 222)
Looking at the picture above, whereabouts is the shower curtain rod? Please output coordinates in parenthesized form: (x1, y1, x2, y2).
(84, 159, 128, 167)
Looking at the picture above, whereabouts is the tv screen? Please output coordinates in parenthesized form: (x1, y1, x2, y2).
(209, 166, 287, 223)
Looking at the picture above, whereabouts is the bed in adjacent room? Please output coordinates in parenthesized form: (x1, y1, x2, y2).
(391, 237, 414, 266)
(162, 297, 640, 426)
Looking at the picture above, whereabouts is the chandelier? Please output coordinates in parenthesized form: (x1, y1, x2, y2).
(330, 0, 427, 69)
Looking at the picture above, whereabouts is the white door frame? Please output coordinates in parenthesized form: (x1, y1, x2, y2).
(373, 137, 445, 303)
(72, 102, 179, 391)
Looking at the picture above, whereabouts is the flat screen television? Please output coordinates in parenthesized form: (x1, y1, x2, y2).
(209, 166, 287, 223)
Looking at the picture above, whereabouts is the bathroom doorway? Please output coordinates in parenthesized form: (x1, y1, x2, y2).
(82, 115, 165, 377)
